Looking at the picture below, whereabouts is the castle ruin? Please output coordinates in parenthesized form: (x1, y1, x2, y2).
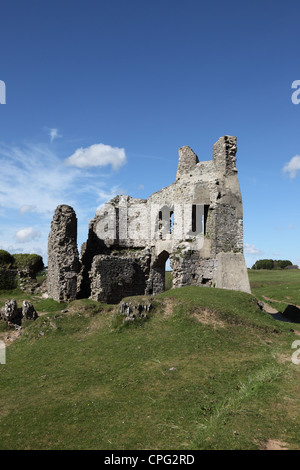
(47, 135, 251, 303)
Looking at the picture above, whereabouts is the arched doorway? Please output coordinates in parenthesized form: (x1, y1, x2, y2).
(165, 256, 173, 291)
(148, 250, 170, 295)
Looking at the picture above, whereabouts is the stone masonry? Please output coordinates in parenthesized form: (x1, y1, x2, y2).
(47, 205, 80, 301)
(48, 136, 251, 303)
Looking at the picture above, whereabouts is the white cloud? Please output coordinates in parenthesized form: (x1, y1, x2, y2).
(283, 155, 300, 178)
(97, 185, 124, 202)
(15, 227, 41, 243)
(65, 143, 127, 170)
(48, 128, 62, 142)
(19, 204, 37, 215)
(244, 243, 263, 255)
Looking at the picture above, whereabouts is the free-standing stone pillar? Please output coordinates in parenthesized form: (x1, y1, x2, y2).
(47, 205, 80, 302)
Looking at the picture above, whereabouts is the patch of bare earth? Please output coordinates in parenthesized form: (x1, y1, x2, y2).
(162, 298, 225, 328)
(162, 298, 178, 317)
(191, 308, 225, 329)
(0, 327, 22, 346)
(260, 439, 289, 450)
(276, 353, 292, 364)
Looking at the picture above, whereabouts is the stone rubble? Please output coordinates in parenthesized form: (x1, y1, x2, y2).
(0, 299, 38, 326)
(22, 300, 38, 321)
(118, 301, 152, 322)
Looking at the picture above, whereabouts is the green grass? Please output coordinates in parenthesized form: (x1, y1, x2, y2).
(249, 269, 300, 314)
(165, 270, 173, 291)
(0, 280, 299, 450)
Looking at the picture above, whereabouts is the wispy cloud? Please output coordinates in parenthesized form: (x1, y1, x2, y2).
(0, 139, 128, 262)
(244, 243, 263, 255)
(95, 185, 126, 212)
(15, 227, 41, 243)
(283, 155, 300, 178)
(65, 143, 127, 170)
(48, 128, 62, 142)
(19, 204, 37, 215)
(275, 224, 294, 232)
(0, 142, 80, 214)
(0, 140, 127, 215)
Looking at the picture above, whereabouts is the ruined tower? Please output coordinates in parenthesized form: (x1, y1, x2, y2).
(48, 136, 250, 303)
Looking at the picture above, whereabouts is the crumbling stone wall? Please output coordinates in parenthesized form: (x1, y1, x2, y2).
(89, 249, 151, 303)
(48, 136, 250, 303)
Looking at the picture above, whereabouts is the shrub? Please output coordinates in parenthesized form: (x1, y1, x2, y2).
(276, 260, 293, 269)
(252, 259, 274, 270)
(13, 254, 44, 278)
(252, 259, 293, 270)
(0, 268, 18, 290)
(0, 250, 15, 268)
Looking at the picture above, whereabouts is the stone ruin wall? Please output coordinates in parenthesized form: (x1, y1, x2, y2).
(47, 136, 251, 304)
(47, 205, 80, 302)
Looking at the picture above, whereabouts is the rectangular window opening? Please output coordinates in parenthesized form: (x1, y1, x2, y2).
(192, 204, 209, 234)
(192, 205, 197, 232)
(204, 205, 209, 235)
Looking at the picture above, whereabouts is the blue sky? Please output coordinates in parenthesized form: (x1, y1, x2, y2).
(0, 0, 300, 268)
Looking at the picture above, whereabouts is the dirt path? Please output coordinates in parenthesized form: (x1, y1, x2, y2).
(262, 296, 300, 309)
(260, 439, 289, 450)
(260, 298, 300, 325)
(261, 301, 279, 314)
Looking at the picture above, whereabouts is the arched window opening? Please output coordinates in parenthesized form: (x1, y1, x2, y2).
(158, 211, 163, 239)
(170, 211, 174, 234)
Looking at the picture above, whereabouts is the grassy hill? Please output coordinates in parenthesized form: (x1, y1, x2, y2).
(0, 271, 299, 450)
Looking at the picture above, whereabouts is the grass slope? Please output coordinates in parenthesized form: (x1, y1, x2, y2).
(249, 269, 300, 314)
(0, 279, 299, 450)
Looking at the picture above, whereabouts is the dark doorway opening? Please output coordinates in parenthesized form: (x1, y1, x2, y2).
(151, 250, 170, 294)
